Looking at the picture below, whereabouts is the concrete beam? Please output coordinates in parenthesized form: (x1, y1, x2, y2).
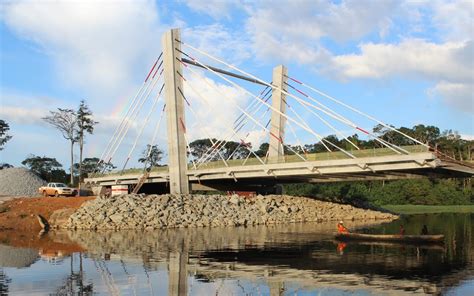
(162, 29, 189, 194)
(268, 65, 288, 163)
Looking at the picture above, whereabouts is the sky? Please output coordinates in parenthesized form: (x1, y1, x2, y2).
(0, 0, 473, 170)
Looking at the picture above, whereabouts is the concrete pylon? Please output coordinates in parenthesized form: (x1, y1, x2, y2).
(268, 65, 288, 163)
(162, 29, 189, 194)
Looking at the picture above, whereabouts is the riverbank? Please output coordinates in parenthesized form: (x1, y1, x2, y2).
(0, 197, 94, 230)
(383, 205, 474, 214)
(0, 194, 398, 231)
(67, 194, 398, 230)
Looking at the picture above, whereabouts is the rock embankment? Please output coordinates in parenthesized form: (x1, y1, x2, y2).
(67, 194, 397, 230)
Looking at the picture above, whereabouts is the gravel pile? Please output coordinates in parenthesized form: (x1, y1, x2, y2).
(67, 194, 398, 230)
(0, 167, 46, 196)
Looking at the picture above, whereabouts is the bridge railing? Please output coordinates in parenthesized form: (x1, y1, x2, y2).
(89, 145, 429, 178)
(195, 145, 429, 170)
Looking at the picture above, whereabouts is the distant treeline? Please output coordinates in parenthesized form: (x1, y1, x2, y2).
(284, 179, 473, 206)
(273, 124, 472, 161)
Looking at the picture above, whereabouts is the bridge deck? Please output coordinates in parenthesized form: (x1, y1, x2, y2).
(85, 146, 473, 189)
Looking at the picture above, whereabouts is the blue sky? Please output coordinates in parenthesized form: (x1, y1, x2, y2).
(0, 0, 473, 169)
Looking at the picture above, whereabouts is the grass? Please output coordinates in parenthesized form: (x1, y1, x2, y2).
(382, 204, 474, 214)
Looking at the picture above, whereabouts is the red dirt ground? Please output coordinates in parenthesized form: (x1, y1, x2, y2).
(0, 196, 94, 231)
(0, 230, 86, 256)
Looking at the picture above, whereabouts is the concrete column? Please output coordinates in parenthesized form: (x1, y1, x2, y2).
(162, 28, 189, 194)
(168, 251, 188, 296)
(268, 65, 288, 163)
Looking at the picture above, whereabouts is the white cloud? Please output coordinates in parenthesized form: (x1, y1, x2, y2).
(241, 1, 473, 115)
(183, 70, 251, 142)
(0, 106, 47, 125)
(330, 39, 473, 112)
(181, 0, 239, 19)
(430, 81, 474, 113)
(182, 24, 251, 65)
(2, 0, 163, 102)
(245, 0, 399, 64)
(430, 0, 474, 42)
(0, 91, 65, 124)
(460, 133, 474, 140)
(331, 39, 472, 81)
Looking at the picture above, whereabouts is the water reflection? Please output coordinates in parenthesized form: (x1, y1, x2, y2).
(0, 214, 472, 295)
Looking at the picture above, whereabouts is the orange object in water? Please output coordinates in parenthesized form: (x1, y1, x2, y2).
(337, 242, 347, 254)
(337, 222, 349, 234)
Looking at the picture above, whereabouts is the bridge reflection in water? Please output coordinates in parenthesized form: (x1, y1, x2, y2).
(2, 214, 471, 295)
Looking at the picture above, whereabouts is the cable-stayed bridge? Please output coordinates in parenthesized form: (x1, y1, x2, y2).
(85, 29, 474, 194)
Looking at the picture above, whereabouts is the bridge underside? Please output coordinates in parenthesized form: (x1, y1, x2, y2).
(85, 152, 473, 193)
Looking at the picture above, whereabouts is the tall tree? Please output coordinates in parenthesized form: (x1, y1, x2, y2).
(76, 100, 98, 184)
(0, 119, 12, 151)
(138, 145, 163, 169)
(43, 108, 77, 185)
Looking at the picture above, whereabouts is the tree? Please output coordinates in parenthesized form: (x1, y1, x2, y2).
(255, 142, 269, 157)
(43, 108, 77, 185)
(76, 100, 98, 184)
(0, 119, 12, 151)
(412, 124, 440, 145)
(73, 157, 115, 178)
(189, 139, 216, 161)
(0, 163, 13, 170)
(223, 141, 248, 160)
(138, 145, 163, 168)
(21, 154, 66, 182)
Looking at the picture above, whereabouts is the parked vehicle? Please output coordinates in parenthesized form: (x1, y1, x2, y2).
(39, 183, 77, 197)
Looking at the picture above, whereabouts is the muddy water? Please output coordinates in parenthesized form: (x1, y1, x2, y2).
(0, 214, 472, 295)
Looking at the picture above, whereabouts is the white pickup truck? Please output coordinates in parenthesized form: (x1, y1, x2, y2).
(39, 183, 77, 197)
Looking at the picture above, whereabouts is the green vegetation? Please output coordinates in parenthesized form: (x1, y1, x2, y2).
(284, 178, 472, 206)
(0, 119, 12, 151)
(276, 124, 473, 207)
(383, 204, 474, 214)
(76, 100, 98, 184)
(138, 144, 163, 169)
(21, 155, 67, 182)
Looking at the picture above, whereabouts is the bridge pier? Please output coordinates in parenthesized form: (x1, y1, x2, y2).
(268, 65, 288, 163)
(162, 28, 190, 194)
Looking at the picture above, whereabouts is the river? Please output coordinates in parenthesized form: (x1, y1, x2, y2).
(0, 213, 472, 295)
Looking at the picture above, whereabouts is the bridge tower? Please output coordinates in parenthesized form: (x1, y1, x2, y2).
(268, 65, 288, 163)
(162, 28, 189, 194)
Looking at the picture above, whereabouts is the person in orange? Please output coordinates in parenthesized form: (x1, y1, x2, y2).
(337, 221, 349, 234)
(400, 224, 405, 235)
